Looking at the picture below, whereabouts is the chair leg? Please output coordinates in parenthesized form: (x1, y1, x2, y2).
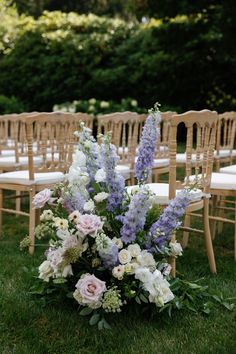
(210, 195, 217, 240)
(0, 188, 2, 237)
(204, 199, 216, 273)
(217, 196, 224, 234)
(29, 187, 36, 255)
(182, 214, 191, 248)
(16, 191, 21, 217)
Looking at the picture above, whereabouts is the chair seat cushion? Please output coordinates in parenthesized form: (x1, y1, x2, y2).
(232, 149, 236, 157)
(0, 150, 15, 157)
(0, 170, 64, 185)
(219, 165, 236, 175)
(134, 156, 169, 168)
(176, 153, 203, 164)
(210, 172, 236, 190)
(214, 149, 231, 158)
(127, 183, 203, 205)
(0, 156, 42, 168)
(115, 164, 131, 179)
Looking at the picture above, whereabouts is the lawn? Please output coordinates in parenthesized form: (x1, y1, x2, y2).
(0, 200, 236, 354)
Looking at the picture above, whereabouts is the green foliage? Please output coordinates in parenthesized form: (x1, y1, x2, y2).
(0, 4, 235, 113)
(0, 94, 25, 114)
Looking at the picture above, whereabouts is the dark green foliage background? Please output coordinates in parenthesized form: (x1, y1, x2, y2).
(0, 1, 235, 113)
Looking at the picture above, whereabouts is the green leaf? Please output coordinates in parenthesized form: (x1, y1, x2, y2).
(79, 307, 93, 316)
(53, 278, 67, 284)
(98, 319, 104, 330)
(135, 296, 141, 304)
(222, 302, 234, 311)
(140, 294, 148, 303)
(89, 314, 100, 326)
(103, 318, 111, 330)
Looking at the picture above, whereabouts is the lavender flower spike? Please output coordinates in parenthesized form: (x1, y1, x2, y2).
(100, 133, 125, 212)
(146, 189, 191, 252)
(119, 187, 152, 244)
(135, 103, 161, 184)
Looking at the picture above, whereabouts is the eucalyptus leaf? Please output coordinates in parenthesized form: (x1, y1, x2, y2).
(79, 307, 93, 316)
(89, 314, 100, 326)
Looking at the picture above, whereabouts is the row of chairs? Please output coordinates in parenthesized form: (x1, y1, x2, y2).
(0, 110, 236, 276)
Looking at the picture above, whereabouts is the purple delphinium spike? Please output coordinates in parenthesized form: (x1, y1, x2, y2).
(146, 189, 191, 252)
(99, 243, 119, 269)
(62, 191, 86, 214)
(135, 104, 161, 184)
(118, 187, 152, 244)
(100, 134, 125, 212)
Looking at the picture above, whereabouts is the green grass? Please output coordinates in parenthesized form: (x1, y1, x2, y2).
(0, 202, 236, 354)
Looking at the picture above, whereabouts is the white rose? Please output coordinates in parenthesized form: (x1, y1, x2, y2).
(84, 199, 95, 212)
(38, 260, 53, 282)
(112, 237, 123, 249)
(127, 244, 141, 258)
(118, 249, 132, 264)
(94, 192, 109, 203)
(95, 169, 106, 183)
(56, 229, 71, 240)
(137, 250, 156, 270)
(169, 241, 183, 257)
(112, 265, 125, 280)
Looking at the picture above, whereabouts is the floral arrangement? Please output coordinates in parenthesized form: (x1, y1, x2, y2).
(53, 97, 144, 115)
(30, 104, 227, 329)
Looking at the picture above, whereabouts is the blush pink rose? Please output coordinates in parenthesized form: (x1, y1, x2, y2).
(74, 274, 106, 308)
(76, 214, 103, 237)
(32, 188, 53, 209)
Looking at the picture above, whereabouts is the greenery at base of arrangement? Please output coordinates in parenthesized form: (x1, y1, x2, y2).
(29, 269, 235, 330)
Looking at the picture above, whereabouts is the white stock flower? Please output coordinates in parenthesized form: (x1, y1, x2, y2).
(95, 169, 106, 183)
(118, 249, 132, 265)
(127, 244, 141, 258)
(94, 192, 109, 203)
(68, 166, 89, 185)
(73, 150, 86, 168)
(112, 265, 125, 280)
(40, 209, 54, 221)
(135, 267, 152, 283)
(112, 237, 123, 249)
(84, 199, 95, 212)
(169, 241, 183, 257)
(56, 229, 71, 240)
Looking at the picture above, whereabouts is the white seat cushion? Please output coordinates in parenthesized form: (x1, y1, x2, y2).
(210, 172, 236, 190)
(176, 153, 203, 164)
(219, 165, 236, 175)
(231, 149, 236, 157)
(134, 156, 169, 168)
(214, 149, 231, 158)
(0, 170, 64, 185)
(0, 156, 42, 168)
(153, 158, 169, 168)
(115, 164, 131, 179)
(0, 150, 15, 157)
(127, 183, 203, 205)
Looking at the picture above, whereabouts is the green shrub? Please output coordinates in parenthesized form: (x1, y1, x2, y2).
(0, 9, 235, 113)
(0, 95, 25, 114)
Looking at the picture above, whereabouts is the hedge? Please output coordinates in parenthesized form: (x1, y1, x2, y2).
(0, 10, 235, 113)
